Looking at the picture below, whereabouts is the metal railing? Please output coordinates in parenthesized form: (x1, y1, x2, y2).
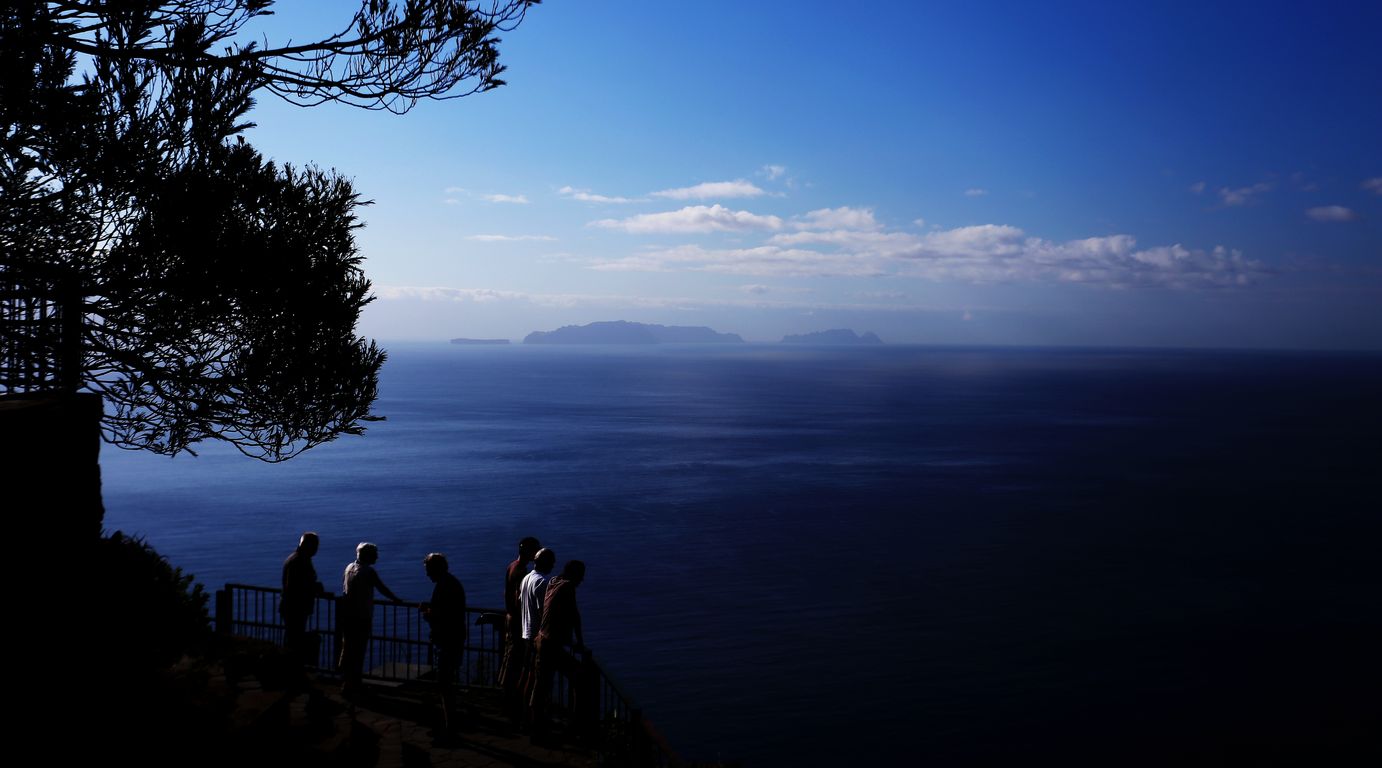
(216, 582, 681, 766)
(0, 261, 83, 395)
(215, 583, 503, 686)
(582, 649, 682, 768)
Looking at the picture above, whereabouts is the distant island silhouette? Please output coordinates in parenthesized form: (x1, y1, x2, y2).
(450, 338, 511, 345)
(524, 320, 744, 344)
(781, 329, 883, 344)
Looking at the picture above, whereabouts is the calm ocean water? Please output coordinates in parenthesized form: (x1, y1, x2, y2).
(101, 344, 1382, 765)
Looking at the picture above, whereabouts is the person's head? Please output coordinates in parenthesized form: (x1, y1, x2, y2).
(533, 548, 556, 573)
(298, 532, 319, 556)
(561, 559, 585, 585)
(518, 536, 541, 561)
(423, 552, 449, 581)
(356, 542, 378, 565)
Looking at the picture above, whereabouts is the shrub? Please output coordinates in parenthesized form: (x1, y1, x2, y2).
(92, 531, 211, 673)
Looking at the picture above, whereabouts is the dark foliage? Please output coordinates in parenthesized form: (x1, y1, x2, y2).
(1, 2, 537, 459)
(93, 531, 211, 672)
(93, 141, 385, 458)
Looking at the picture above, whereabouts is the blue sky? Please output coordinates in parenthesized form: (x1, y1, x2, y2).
(242, 1, 1382, 348)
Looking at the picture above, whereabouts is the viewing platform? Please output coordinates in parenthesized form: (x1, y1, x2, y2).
(216, 583, 682, 768)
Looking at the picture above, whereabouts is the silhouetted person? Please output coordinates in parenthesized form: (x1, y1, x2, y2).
(518, 548, 556, 720)
(421, 552, 467, 736)
(499, 536, 540, 716)
(530, 559, 585, 740)
(281, 532, 325, 669)
(338, 542, 400, 695)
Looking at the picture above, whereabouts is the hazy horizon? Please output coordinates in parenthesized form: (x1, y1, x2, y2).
(371, 328, 1382, 354)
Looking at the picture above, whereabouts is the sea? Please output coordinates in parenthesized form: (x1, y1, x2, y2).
(100, 343, 1382, 765)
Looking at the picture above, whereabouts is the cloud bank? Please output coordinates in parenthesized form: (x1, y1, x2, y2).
(590, 217, 1263, 288)
(373, 285, 931, 314)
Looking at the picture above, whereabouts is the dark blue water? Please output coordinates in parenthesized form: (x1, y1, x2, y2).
(101, 344, 1382, 765)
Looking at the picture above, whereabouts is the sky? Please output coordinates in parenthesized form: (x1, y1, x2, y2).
(240, 1, 1382, 349)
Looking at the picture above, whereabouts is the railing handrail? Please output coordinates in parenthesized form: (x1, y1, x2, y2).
(221, 582, 504, 615)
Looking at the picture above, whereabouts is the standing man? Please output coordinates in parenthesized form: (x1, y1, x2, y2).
(530, 559, 585, 741)
(422, 553, 467, 736)
(281, 532, 325, 668)
(499, 536, 540, 717)
(338, 542, 401, 696)
(518, 548, 557, 717)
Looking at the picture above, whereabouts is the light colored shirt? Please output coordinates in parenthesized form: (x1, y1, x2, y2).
(518, 569, 551, 640)
(342, 561, 381, 618)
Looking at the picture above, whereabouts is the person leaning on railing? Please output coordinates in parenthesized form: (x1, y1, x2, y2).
(338, 542, 401, 696)
(530, 559, 585, 741)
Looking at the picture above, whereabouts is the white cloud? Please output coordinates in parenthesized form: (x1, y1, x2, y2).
(761, 165, 787, 181)
(1362, 177, 1382, 195)
(591, 205, 784, 234)
(914, 224, 1026, 258)
(770, 229, 920, 256)
(651, 180, 766, 200)
(913, 218, 926, 228)
(376, 286, 622, 309)
(558, 186, 640, 204)
(1218, 182, 1271, 206)
(964, 188, 988, 197)
(375, 286, 532, 303)
(589, 244, 886, 277)
(740, 284, 771, 295)
(1189, 181, 1206, 194)
(794, 207, 879, 231)
(1305, 205, 1358, 222)
(482, 193, 529, 204)
(466, 234, 558, 242)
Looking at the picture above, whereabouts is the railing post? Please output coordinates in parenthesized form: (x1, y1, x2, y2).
(578, 649, 602, 745)
(332, 594, 345, 674)
(629, 708, 647, 767)
(215, 588, 232, 635)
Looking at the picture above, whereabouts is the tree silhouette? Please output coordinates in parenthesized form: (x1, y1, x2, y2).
(1, 1, 538, 460)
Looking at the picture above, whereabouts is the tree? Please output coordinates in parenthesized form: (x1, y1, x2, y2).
(1, 1, 539, 460)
